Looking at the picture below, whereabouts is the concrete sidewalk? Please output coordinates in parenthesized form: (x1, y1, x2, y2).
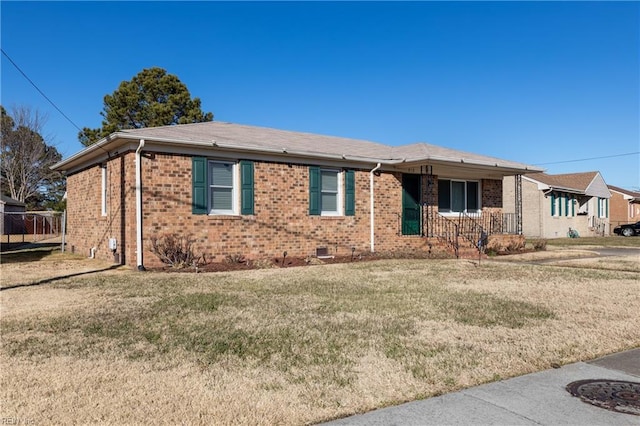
(324, 349, 639, 425)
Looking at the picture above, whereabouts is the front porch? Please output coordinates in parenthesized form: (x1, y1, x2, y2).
(398, 209, 522, 258)
(393, 169, 525, 258)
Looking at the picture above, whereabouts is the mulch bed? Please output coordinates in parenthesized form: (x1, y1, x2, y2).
(152, 252, 441, 273)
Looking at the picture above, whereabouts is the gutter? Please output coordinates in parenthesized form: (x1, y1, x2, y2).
(52, 131, 543, 177)
(136, 139, 146, 271)
(370, 163, 382, 252)
(52, 133, 410, 172)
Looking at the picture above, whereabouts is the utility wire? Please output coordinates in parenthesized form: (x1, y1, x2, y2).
(2, 48, 83, 132)
(533, 152, 639, 166)
(3, 47, 638, 168)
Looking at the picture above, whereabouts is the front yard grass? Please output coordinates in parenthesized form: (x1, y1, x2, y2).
(1, 255, 639, 424)
(545, 235, 640, 248)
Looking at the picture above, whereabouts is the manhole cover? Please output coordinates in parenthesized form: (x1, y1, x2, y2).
(566, 379, 640, 416)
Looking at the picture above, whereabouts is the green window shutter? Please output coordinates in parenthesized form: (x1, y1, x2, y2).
(192, 156, 207, 214)
(240, 160, 254, 215)
(550, 193, 555, 216)
(597, 198, 601, 217)
(309, 166, 320, 215)
(344, 170, 355, 216)
(571, 196, 575, 216)
(564, 194, 569, 216)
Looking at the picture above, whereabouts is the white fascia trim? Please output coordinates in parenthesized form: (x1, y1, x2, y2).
(53, 132, 543, 176)
(116, 134, 406, 165)
(401, 155, 543, 174)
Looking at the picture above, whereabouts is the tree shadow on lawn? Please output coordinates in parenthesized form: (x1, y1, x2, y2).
(0, 264, 123, 291)
(0, 242, 61, 263)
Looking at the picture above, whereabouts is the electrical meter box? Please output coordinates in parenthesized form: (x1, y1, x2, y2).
(108, 238, 117, 251)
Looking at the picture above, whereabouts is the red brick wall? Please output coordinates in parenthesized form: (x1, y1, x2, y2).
(66, 152, 134, 264)
(609, 190, 640, 227)
(65, 152, 505, 268)
(482, 179, 503, 209)
(139, 155, 431, 267)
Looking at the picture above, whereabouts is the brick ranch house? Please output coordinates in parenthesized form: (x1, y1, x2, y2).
(608, 185, 640, 229)
(52, 122, 543, 269)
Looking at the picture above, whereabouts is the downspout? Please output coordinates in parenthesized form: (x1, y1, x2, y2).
(136, 139, 146, 271)
(370, 163, 382, 252)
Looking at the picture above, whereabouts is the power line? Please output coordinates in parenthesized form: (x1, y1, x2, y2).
(533, 151, 639, 166)
(2, 48, 82, 132)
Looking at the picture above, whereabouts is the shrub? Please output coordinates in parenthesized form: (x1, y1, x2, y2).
(225, 253, 246, 264)
(487, 235, 526, 254)
(532, 239, 547, 251)
(149, 234, 205, 269)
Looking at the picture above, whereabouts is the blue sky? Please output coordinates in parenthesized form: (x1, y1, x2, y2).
(2, 1, 639, 189)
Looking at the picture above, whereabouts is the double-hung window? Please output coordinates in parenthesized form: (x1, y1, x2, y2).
(209, 161, 235, 215)
(192, 157, 254, 215)
(320, 169, 341, 215)
(309, 167, 355, 216)
(438, 179, 480, 214)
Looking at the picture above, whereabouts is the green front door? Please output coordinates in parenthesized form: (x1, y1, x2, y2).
(402, 174, 421, 235)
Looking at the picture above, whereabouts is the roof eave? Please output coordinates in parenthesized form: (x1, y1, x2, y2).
(401, 155, 543, 175)
(51, 133, 406, 172)
(51, 131, 541, 176)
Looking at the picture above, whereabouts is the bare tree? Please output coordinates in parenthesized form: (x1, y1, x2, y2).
(1, 105, 63, 208)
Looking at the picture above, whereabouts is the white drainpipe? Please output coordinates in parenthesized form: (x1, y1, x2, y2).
(136, 139, 146, 270)
(370, 163, 381, 252)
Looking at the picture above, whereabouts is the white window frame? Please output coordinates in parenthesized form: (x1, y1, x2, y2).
(438, 179, 481, 215)
(598, 197, 608, 218)
(551, 193, 560, 217)
(567, 195, 574, 217)
(320, 168, 343, 216)
(101, 164, 107, 216)
(208, 160, 238, 215)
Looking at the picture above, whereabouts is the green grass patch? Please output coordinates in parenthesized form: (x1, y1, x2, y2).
(436, 290, 555, 328)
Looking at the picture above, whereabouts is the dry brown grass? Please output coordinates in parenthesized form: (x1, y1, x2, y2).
(1, 250, 639, 425)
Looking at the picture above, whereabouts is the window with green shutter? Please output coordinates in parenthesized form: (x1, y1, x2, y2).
(192, 157, 255, 216)
(309, 167, 349, 216)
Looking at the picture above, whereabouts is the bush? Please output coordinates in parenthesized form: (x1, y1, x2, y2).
(532, 239, 547, 251)
(225, 253, 246, 264)
(487, 235, 526, 254)
(149, 234, 206, 269)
